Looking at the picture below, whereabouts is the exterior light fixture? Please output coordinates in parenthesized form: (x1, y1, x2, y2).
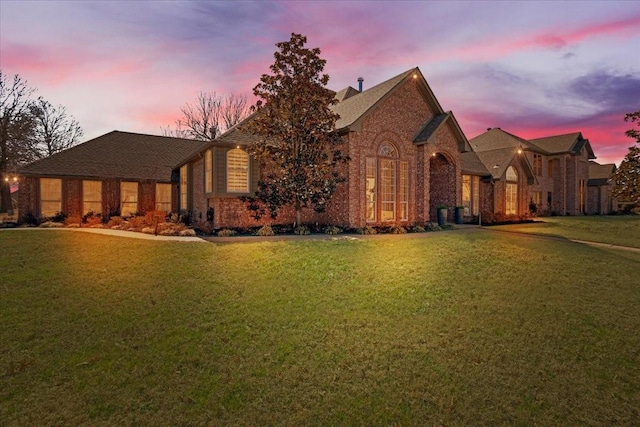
(517, 148, 523, 154)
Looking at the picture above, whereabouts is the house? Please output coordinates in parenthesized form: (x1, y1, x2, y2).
(176, 67, 475, 229)
(469, 128, 596, 216)
(17, 68, 617, 228)
(587, 161, 618, 214)
(18, 131, 207, 222)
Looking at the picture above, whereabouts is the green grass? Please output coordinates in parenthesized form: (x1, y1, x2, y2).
(491, 215, 640, 248)
(1, 228, 640, 425)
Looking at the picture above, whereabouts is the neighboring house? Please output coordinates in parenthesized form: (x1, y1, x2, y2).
(176, 67, 474, 229)
(470, 128, 596, 216)
(18, 131, 207, 221)
(587, 161, 618, 214)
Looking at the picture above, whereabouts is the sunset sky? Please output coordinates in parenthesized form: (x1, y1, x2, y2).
(1, 0, 639, 164)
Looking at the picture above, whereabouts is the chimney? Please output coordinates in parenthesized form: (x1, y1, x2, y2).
(357, 77, 364, 92)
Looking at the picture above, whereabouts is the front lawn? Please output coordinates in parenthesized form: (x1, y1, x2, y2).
(491, 215, 640, 248)
(1, 229, 639, 425)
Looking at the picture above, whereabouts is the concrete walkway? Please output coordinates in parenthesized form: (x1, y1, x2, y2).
(0, 226, 205, 242)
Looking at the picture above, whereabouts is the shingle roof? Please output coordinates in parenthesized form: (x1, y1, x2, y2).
(474, 148, 519, 179)
(19, 131, 208, 182)
(588, 161, 616, 186)
(332, 68, 416, 130)
(334, 86, 360, 102)
(529, 132, 595, 158)
(460, 151, 491, 176)
(413, 113, 449, 143)
(470, 128, 529, 152)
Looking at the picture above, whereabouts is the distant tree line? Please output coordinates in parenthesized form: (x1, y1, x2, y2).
(0, 70, 83, 212)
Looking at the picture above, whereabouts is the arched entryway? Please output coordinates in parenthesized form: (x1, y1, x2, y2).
(429, 153, 456, 221)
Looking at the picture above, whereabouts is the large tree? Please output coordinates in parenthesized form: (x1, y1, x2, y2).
(624, 110, 640, 145)
(31, 97, 83, 158)
(163, 92, 248, 140)
(0, 71, 36, 212)
(242, 33, 348, 226)
(612, 145, 640, 204)
(612, 110, 640, 205)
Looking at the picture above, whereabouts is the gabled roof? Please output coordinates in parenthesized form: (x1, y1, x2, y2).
(413, 111, 472, 152)
(332, 68, 417, 131)
(334, 86, 360, 102)
(460, 151, 491, 176)
(588, 161, 616, 186)
(19, 131, 207, 182)
(470, 128, 530, 152)
(473, 148, 535, 184)
(529, 132, 596, 158)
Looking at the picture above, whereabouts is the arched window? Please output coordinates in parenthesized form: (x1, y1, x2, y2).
(365, 143, 408, 222)
(505, 166, 518, 215)
(227, 148, 249, 193)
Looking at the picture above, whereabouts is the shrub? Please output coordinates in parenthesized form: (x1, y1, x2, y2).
(294, 225, 310, 235)
(51, 211, 66, 223)
(194, 221, 215, 235)
(387, 225, 407, 234)
(324, 225, 342, 235)
(356, 225, 377, 235)
(107, 216, 123, 228)
(126, 216, 146, 230)
(409, 224, 426, 233)
(65, 216, 82, 226)
(217, 228, 237, 237)
(179, 229, 196, 237)
(144, 210, 167, 226)
(256, 225, 275, 236)
(425, 222, 442, 232)
(39, 221, 65, 228)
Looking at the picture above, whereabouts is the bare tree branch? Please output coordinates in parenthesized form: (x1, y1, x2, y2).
(31, 97, 83, 158)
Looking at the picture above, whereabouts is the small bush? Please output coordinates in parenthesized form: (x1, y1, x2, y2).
(65, 216, 82, 226)
(217, 228, 237, 237)
(356, 225, 377, 235)
(256, 225, 275, 236)
(324, 225, 342, 235)
(409, 224, 426, 233)
(144, 210, 167, 226)
(294, 225, 310, 235)
(194, 221, 215, 235)
(107, 216, 123, 228)
(387, 225, 407, 234)
(39, 221, 65, 228)
(179, 229, 196, 237)
(425, 222, 442, 232)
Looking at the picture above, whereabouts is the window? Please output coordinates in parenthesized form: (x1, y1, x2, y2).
(205, 149, 213, 193)
(380, 159, 396, 221)
(462, 175, 481, 216)
(40, 178, 61, 217)
(548, 159, 554, 178)
(155, 183, 172, 212)
(505, 166, 518, 215)
(227, 148, 249, 193)
(120, 182, 138, 216)
(533, 154, 542, 176)
(365, 143, 409, 222)
(180, 165, 188, 211)
(83, 180, 101, 215)
(399, 162, 408, 221)
(366, 157, 376, 222)
(579, 179, 586, 213)
(547, 192, 552, 207)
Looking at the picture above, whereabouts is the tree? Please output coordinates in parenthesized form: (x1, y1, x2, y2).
(163, 91, 248, 140)
(31, 97, 83, 158)
(612, 145, 640, 204)
(0, 71, 36, 212)
(624, 109, 640, 144)
(612, 110, 640, 206)
(242, 33, 349, 226)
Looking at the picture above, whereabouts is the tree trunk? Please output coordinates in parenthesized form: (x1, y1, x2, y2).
(0, 182, 11, 213)
(295, 199, 301, 227)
